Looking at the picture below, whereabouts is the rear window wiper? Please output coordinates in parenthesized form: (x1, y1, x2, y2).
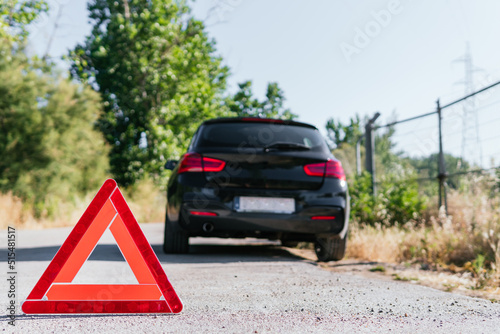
(263, 142, 311, 152)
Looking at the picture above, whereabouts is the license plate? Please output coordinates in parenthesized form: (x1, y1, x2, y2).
(235, 196, 295, 214)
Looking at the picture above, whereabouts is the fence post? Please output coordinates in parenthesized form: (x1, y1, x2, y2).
(437, 100, 448, 214)
(356, 136, 362, 176)
(365, 112, 380, 197)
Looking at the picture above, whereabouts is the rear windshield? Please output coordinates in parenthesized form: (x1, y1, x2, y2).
(194, 122, 328, 151)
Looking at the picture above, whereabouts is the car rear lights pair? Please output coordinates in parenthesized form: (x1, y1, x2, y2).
(303, 159, 346, 181)
(177, 153, 226, 174)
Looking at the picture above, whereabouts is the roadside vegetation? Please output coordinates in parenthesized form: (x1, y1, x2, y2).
(1, 0, 498, 295)
(347, 187, 500, 296)
(0, 0, 291, 226)
(328, 116, 500, 294)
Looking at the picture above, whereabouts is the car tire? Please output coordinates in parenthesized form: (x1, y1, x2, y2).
(314, 233, 347, 262)
(163, 216, 189, 254)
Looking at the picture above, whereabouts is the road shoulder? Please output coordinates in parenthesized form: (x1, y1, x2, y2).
(285, 247, 500, 303)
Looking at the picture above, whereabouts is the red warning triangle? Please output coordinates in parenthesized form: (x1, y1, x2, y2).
(22, 179, 183, 314)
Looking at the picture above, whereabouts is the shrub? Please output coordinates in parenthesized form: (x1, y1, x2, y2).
(349, 171, 427, 227)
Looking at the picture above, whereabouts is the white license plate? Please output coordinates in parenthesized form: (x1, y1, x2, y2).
(235, 196, 295, 214)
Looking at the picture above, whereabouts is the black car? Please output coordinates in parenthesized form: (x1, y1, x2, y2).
(163, 117, 350, 261)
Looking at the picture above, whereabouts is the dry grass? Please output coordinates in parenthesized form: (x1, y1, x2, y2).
(122, 177, 166, 224)
(347, 222, 404, 263)
(0, 192, 29, 229)
(0, 191, 94, 230)
(348, 185, 500, 291)
(0, 179, 166, 230)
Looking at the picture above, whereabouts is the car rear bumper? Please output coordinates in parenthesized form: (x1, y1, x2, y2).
(167, 176, 350, 240)
(178, 200, 346, 239)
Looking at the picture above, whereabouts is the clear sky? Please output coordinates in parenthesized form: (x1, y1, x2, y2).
(27, 0, 500, 167)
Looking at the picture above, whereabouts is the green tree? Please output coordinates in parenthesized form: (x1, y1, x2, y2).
(374, 125, 406, 176)
(405, 153, 471, 191)
(227, 80, 297, 119)
(69, 0, 230, 186)
(326, 114, 362, 148)
(0, 42, 109, 217)
(0, 0, 48, 43)
(325, 115, 363, 175)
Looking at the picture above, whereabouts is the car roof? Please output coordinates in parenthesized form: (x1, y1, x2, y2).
(201, 117, 318, 130)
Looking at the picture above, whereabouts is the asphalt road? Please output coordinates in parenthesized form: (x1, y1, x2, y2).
(1, 223, 500, 333)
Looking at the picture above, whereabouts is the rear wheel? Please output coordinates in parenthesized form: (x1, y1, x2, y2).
(314, 233, 347, 262)
(163, 217, 189, 254)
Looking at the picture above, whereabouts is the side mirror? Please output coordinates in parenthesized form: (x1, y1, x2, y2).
(165, 160, 178, 170)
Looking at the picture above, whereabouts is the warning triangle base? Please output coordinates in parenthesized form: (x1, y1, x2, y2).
(22, 300, 172, 314)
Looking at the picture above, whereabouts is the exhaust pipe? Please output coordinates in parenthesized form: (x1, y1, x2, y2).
(202, 222, 214, 233)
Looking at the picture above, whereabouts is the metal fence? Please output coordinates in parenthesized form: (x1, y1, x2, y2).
(365, 80, 500, 213)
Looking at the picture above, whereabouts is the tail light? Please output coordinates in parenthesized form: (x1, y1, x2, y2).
(178, 153, 226, 174)
(189, 211, 218, 216)
(311, 216, 336, 220)
(304, 159, 346, 181)
(202, 157, 226, 172)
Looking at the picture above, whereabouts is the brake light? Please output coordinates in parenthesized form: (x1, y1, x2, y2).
(311, 216, 336, 220)
(189, 211, 218, 216)
(304, 160, 346, 181)
(178, 153, 226, 174)
(241, 117, 284, 124)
